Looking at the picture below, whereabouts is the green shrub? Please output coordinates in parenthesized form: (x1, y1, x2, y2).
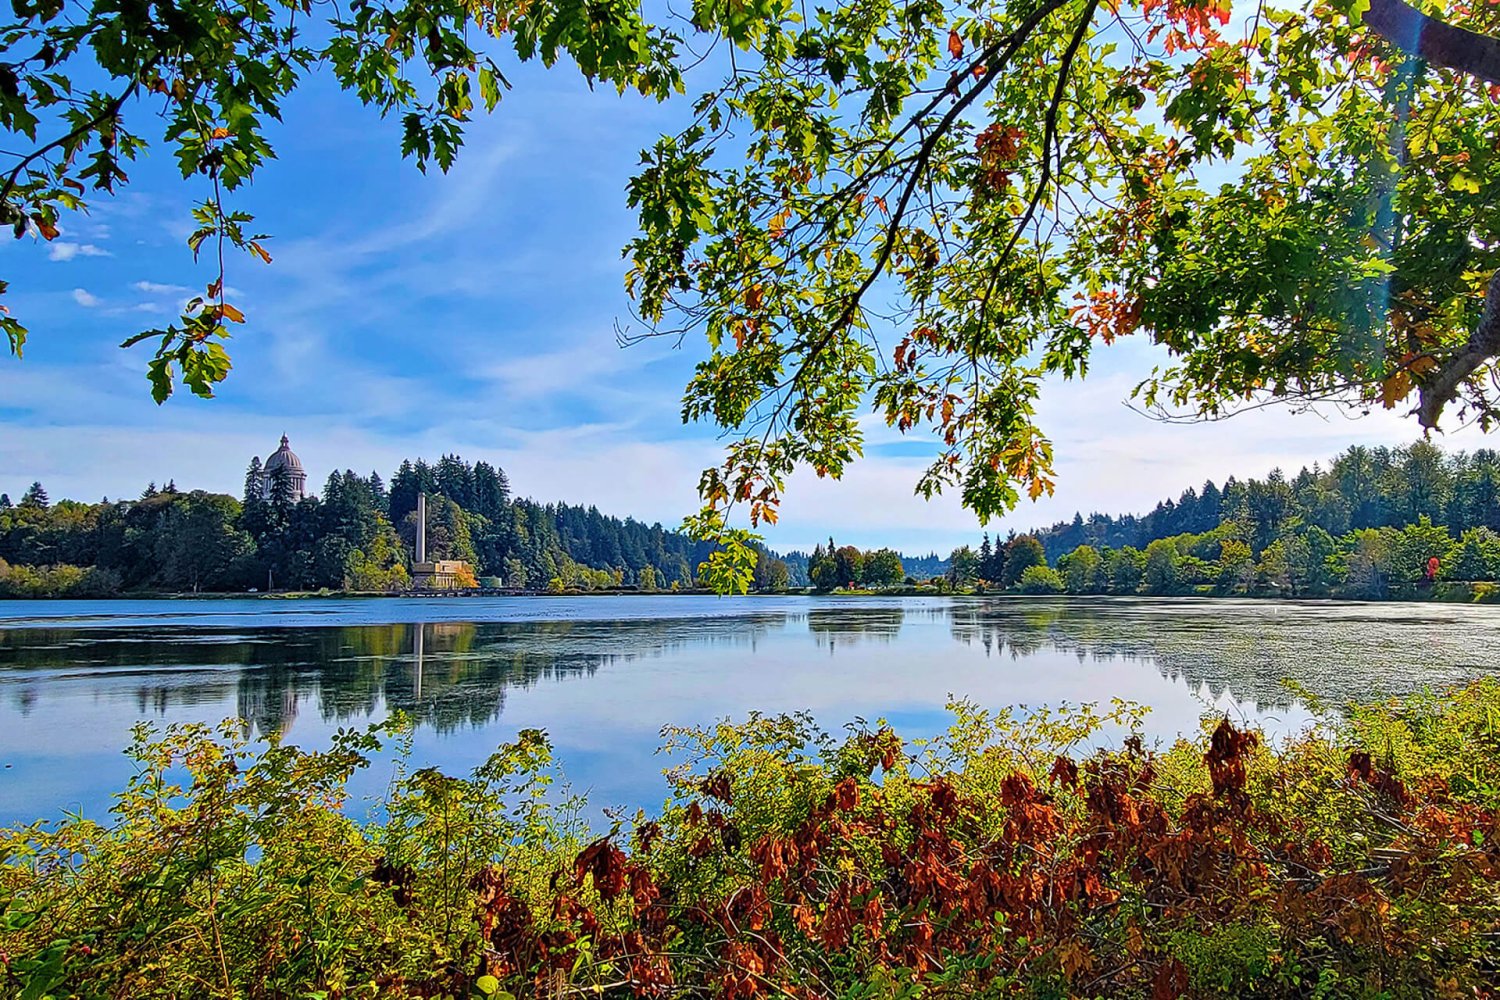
(5, 684, 1500, 999)
(0, 562, 121, 597)
(1017, 564, 1064, 593)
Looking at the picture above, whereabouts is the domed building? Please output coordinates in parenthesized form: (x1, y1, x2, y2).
(251, 434, 308, 501)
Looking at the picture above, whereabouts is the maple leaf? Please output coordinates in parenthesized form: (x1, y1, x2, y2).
(1381, 370, 1412, 409)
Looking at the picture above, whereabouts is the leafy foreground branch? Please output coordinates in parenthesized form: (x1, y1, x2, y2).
(5, 686, 1500, 999)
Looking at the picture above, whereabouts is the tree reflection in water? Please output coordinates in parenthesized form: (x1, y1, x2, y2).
(1, 598, 1494, 739)
(946, 598, 1494, 711)
(0, 614, 789, 737)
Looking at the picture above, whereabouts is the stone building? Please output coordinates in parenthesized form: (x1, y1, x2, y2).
(249, 434, 308, 502)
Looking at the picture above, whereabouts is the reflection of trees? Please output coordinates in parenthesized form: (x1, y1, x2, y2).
(807, 607, 905, 651)
(4, 599, 1490, 735)
(947, 598, 1496, 710)
(0, 613, 787, 735)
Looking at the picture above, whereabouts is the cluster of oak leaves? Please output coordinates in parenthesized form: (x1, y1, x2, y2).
(451, 715, 1498, 999)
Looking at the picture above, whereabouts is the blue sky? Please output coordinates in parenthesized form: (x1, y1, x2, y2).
(0, 54, 1484, 554)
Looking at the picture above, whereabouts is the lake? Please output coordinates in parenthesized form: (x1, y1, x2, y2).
(1, 595, 1496, 827)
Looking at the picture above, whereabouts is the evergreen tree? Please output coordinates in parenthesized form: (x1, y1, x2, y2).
(244, 457, 263, 502)
(268, 464, 297, 514)
(0, 494, 10, 510)
(473, 462, 510, 522)
(388, 460, 419, 525)
(435, 454, 475, 509)
(369, 471, 388, 515)
(20, 482, 48, 508)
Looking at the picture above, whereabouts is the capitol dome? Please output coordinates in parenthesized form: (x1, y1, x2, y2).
(256, 433, 307, 501)
(264, 434, 303, 474)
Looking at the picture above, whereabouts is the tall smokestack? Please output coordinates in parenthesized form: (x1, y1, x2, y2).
(416, 493, 427, 563)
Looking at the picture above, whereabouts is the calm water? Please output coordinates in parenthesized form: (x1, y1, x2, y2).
(0, 595, 1496, 826)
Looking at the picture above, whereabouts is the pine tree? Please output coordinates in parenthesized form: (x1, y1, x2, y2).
(163, 479, 178, 494)
(0, 493, 10, 509)
(369, 471, 387, 515)
(142, 482, 158, 499)
(21, 482, 48, 508)
(244, 457, 263, 502)
(268, 464, 296, 512)
(388, 460, 419, 525)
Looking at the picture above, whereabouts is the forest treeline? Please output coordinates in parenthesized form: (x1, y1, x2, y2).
(0, 456, 789, 596)
(949, 441, 1500, 599)
(6, 440, 1497, 599)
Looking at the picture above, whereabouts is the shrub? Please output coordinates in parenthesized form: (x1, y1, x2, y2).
(0, 562, 121, 597)
(1017, 564, 1064, 593)
(4, 685, 1500, 999)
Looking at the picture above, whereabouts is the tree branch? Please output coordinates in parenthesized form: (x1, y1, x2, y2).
(1364, 0, 1500, 85)
(1416, 268, 1500, 428)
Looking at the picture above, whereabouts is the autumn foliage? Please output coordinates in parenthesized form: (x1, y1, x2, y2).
(467, 705, 1499, 999)
(5, 685, 1500, 998)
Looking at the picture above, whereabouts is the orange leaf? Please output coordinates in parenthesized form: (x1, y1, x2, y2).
(248, 241, 273, 264)
(36, 219, 59, 241)
(947, 29, 964, 59)
(1380, 370, 1412, 409)
(210, 127, 232, 140)
(219, 302, 246, 324)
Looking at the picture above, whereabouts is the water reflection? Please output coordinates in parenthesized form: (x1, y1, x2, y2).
(1, 614, 790, 737)
(946, 598, 1495, 710)
(808, 607, 905, 651)
(1, 596, 1497, 824)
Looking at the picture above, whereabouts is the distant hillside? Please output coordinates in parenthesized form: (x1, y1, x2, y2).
(1026, 441, 1500, 562)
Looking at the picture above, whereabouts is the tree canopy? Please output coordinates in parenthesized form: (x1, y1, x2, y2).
(5, 0, 1500, 588)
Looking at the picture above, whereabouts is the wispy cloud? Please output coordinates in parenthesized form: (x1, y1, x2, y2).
(133, 280, 192, 295)
(71, 288, 101, 308)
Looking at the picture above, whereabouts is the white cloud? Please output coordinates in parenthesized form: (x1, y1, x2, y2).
(71, 288, 101, 308)
(133, 280, 192, 295)
(49, 242, 110, 261)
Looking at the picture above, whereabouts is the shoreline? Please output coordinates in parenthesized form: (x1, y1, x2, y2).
(0, 586, 1496, 605)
